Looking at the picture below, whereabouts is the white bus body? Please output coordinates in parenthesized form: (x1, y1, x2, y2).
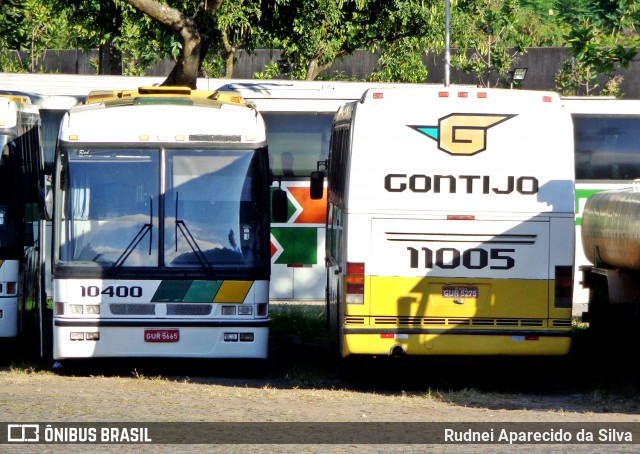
(52, 87, 271, 359)
(561, 97, 640, 316)
(0, 94, 42, 342)
(322, 86, 575, 357)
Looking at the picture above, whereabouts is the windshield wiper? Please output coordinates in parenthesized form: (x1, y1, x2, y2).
(110, 195, 153, 272)
(175, 192, 213, 271)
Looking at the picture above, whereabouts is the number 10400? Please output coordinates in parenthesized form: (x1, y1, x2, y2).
(80, 285, 143, 298)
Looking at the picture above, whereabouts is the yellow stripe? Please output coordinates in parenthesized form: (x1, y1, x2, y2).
(212, 281, 253, 303)
(360, 276, 565, 319)
(343, 333, 571, 356)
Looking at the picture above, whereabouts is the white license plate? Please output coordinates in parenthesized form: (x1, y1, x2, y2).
(144, 329, 180, 342)
(442, 285, 478, 299)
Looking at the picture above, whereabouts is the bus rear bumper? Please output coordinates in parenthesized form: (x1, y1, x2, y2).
(341, 331, 571, 357)
(53, 320, 269, 360)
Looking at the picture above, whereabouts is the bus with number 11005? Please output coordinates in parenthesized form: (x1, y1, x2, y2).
(312, 86, 576, 357)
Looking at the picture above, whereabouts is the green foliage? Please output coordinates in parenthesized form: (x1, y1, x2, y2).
(554, 19, 638, 96)
(252, 61, 281, 79)
(369, 38, 429, 83)
(452, 0, 548, 87)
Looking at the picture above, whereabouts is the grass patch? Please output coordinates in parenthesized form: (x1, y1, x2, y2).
(269, 304, 329, 345)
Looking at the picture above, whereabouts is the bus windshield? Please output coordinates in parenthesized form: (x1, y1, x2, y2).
(57, 148, 268, 271)
(263, 113, 332, 177)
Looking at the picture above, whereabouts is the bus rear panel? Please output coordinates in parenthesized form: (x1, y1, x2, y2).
(325, 87, 575, 357)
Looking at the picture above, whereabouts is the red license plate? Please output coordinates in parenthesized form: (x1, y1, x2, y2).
(442, 285, 478, 299)
(144, 329, 180, 343)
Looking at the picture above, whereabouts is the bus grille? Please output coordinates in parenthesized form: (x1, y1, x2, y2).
(110, 304, 155, 315)
(167, 304, 212, 316)
(344, 317, 365, 325)
(372, 317, 545, 327)
(551, 319, 572, 328)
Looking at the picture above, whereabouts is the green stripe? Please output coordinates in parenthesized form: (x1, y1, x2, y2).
(151, 280, 192, 302)
(184, 280, 222, 302)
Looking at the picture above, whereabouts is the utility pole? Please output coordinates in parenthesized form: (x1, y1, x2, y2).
(445, 0, 451, 87)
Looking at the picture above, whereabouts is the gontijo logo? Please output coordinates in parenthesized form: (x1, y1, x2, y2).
(409, 113, 516, 156)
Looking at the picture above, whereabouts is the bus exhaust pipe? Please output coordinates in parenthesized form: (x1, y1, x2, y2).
(390, 345, 405, 357)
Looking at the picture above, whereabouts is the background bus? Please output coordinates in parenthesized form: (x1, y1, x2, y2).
(218, 81, 414, 301)
(0, 93, 43, 352)
(50, 86, 273, 360)
(313, 86, 575, 357)
(562, 97, 640, 316)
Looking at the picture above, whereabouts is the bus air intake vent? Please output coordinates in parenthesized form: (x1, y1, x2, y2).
(495, 319, 519, 326)
(471, 318, 495, 326)
(189, 134, 241, 142)
(552, 319, 572, 328)
(167, 304, 212, 316)
(344, 317, 365, 325)
(521, 319, 544, 327)
(110, 304, 155, 315)
(447, 318, 471, 325)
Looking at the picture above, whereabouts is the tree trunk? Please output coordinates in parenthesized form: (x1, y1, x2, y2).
(123, 0, 206, 88)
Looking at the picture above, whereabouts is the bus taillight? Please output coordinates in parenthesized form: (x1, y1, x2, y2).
(554, 266, 573, 308)
(345, 262, 365, 304)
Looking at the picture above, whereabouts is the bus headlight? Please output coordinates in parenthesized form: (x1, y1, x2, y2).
(221, 306, 236, 315)
(86, 305, 100, 315)
(238, 306, 253, 315)
(70, 305, 83, 314)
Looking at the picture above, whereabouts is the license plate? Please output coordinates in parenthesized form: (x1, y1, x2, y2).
(144, 329, 180, 342)
(442, 285, 478, 299)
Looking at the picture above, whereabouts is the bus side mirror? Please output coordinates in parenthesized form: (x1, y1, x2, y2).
(272, 187, 288, 223)
(310, 171, 324, 200)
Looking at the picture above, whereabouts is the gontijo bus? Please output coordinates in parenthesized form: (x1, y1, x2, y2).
(0, 94, 43, 344)
(51, 86, 274, 360)
(312, 86, 575, 357)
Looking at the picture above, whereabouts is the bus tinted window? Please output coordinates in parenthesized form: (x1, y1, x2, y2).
(263, 113, 333, 177)
(573, 115, 640, 180)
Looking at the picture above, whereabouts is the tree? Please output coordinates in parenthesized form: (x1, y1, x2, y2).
(213, 0, 262, 78)
(553, 1, 640, 96)
(122, 0, 223, 87)
(451, 0, 552, 87)
(49, 0, 124, 75)
(261, 0, 443, 81)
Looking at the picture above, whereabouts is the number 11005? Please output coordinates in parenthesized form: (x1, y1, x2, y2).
(407, 247, 515, 270)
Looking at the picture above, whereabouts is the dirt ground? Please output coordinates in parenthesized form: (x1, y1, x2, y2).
(1, 305, 640, 453)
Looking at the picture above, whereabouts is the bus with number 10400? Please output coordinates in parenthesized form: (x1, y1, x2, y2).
(50, 86, 280, 360)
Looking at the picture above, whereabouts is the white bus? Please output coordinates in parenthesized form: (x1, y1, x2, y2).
(312, 86, 576, 357)
(0, 94, 43, 346)
(562, 97, 640, 315)
(50, 86, 276, 360)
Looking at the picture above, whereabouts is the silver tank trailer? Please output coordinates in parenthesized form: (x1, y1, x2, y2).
(582, 187, 640, 270)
